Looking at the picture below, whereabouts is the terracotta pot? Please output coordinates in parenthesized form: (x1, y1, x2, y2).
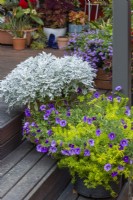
(57, 36, 69, 49)
(12, 38, 26, 50)
(94, 68, 112, 90)
(0, 29, 12, 45)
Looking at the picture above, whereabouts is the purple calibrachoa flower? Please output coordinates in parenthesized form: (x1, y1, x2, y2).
(107, 96, 113, 101)
(45, 139, 49, 144)
(47, 129, 53, 136)
(45, 109, 52, 116)
(37, 129, 41, 132)
(92, 116, 96, 120)
(115, 86, 122, 91)
(88, 118, 92, 125)
(84, 149, 90, 156)
(125, 106, 131, 116)
(123, 156, 129, 163)
(119, 145, 124, 150)
(116, 96, 121, 102)
(120, 139, 128, 147)
(25, 108, 31, 117)
(88, 139, 94, 146)
(36, 144, 48, 153)
(108, 132, 116, 140)
(77, 87, 82, 94)
(34, 138, 39, 144)
(23, 122, 30, 129)
(69, 148, 76, 155)
(69, 144, 74, 148)
(60, 120, 67, 127)
(109, 144, 113, 148)
(111, 171, 118, 177)
(31, 122, 37, 127)
(43, 114, 49, 120)
(49, 146, 57, 153)
(66, 111, 71, 117)
(74, 147, 81, 155)
(40, 105, 46, 111)
(118, 165, 124, 171)
(61, 150, 70, 156)
(104, 163, 112, 171)
(96, 129, 101, 136)
(51, 140, 56, 147)
(93, 91, 100, 98)
(55, 117, 60, 124)
(83, 116, 87, 123)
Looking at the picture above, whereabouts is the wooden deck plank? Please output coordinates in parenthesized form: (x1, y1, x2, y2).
(57, 183, 78, 200)
(1, 141, 34, 177)
(0, 148, 45, 198)
(2, 155, 56, 200)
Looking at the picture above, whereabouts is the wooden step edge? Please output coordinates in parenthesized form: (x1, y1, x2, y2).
(24, 166, 71, 200)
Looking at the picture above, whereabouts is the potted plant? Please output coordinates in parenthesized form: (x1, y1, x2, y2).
(38, 0, 74, 40)
(68, 10, 88, 33)
(24, 86, 133, 198)
(67, 20, 113, 89)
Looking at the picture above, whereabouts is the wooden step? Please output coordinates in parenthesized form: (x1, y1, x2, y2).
(0, 100, 23, 159)
(0, 141, 71, 200)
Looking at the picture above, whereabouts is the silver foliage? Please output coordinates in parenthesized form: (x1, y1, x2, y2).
(0, 52, 96, 108)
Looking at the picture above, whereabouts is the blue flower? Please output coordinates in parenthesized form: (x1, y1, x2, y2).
(123, 156, 129, 163)
(84, 149, 90, 156)
(120, 139, 128, 147)
(25, 108, 31, 117)
(111, 171, 118, 177)
(47, 130, 53, 136)
(40, 105, 46, 111)
(104, 163, 112, 171)
(93, 91, 100, 98)
(108, 132, 116, 140)
(60, 120, 67, 127)
(115, 86, 122, 91)
(88, 139, 94, 146)
(49, 146, 57, 153)
(96, 129, 101, 136)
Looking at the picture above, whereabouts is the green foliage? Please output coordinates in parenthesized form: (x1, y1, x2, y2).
(30, 28, 47, 49)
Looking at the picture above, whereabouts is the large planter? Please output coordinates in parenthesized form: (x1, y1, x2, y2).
(12, 38, 26, 50)
(0, 29, 13, 45)
(74, 176, 122, 198)
(43, 27, 67, 41)
(68, 24, 88, 34)
(94, 68, 112, 90)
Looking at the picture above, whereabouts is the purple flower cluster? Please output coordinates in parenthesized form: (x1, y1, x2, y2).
(83, 116, 96, 124)
(61, 147, 81, 156)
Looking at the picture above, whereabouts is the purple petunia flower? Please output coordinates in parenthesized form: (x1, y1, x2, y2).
(119, 145, 124, 150)
(84, 149, 90, 156)
(74, 147, 81, 155)
(123, 156, 129, 163)
(36, 144, 48, 153)
(47, 129, 53, 136)
(37, 129, 41, 133)
(83, 116, 87, 123)
(31, 122, 36, 127)
(51, 140, 56, 147)
(55, 110, 59, 115)
(109, 144, 113, 148)
(43, 114, 49, 120)
(96, 129, 101, 136)
(45, 109, 52, 116)
(125, 106, 131, 116)
(69, 148, 76, 155)
(88, 139, 94, 146)
(55, 117, 60, 124)
(108, 132, 116, 140)
(25, 108, 31, 117)
(45, 139, 49, 144)
(111, 171, 118, 177)
(77, 87, 82, 94)
(107, 96, 113, 101)
(49, 146, 57, 153)
(115, 86, 122, 91)
(34, 138, 39, 144)
(93, 91, 100, 98)
(120, 139, 128, 147)
(118, 165, 124, 171)
(60, 120, 67, 127)
(116, 96, 121, 102)
(104, 163, 112, 171)
(69, 144, 74, 148)
(88, 118, 92, 125)
(40, 105, 46, 111)
(61, 150, 70, 156)
(66, 111, 71, 117)
(92, 116, 96, 120)
(23, 122, 30, 129)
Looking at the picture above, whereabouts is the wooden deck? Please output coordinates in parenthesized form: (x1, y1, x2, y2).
(0, 45, 65, 80)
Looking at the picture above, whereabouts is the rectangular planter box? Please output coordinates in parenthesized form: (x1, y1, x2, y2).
(0, 29, 13, 45)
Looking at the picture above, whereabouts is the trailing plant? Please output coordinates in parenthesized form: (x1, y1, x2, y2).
(22, 86, 133, 197)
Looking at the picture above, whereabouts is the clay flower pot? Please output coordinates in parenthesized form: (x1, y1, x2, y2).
(12, 38, 26, 50)
(57, 36, 69, 49)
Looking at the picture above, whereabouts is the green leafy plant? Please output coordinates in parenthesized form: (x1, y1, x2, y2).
(30, 28, 47, 49)
(23, 86, 133, 197)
